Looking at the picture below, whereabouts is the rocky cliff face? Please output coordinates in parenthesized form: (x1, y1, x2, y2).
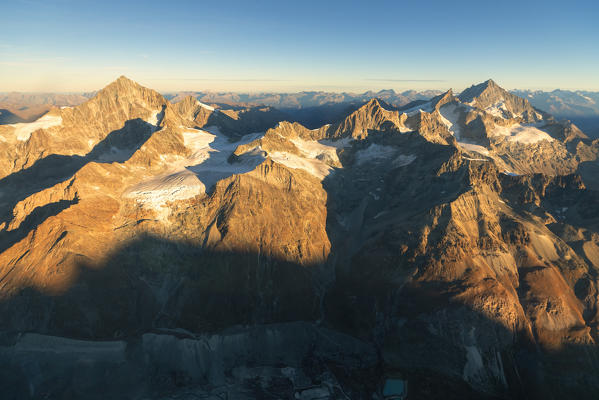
(0, 77, 598, 399)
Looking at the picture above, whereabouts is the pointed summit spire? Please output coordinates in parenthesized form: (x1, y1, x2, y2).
(458, 79, 508, 104)
(103, 75, 144, 92)
(431, 89, 457, 110)
(89, 75, 165, 106)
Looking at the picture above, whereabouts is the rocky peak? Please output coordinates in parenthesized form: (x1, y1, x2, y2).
(328, 98, 403, 139)
(431, 89, 457, 110)
(176, 95, 199, 109)
(357, 98, 398, 114)
(458, 79, 504, 104)
(170, 95, 213, 126)
(63, 76, 167, 123)
(91, 76, 163, 104)
(459, 79, 540, 122)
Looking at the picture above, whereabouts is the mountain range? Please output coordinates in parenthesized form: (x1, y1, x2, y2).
(512, 89, 599, 138)
(0, 77, 599, 399)
(4, 87, 599, 139)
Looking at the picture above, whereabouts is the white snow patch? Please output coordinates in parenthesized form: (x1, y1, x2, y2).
(267, 137, 351, 180)
(290, 136, 350, 165)
(269, 151, 333, 180)
(146, 110, 162, 126)
(462, 157, 489, 161)
(126, 170, 205, 220)
(463, 345, 484, 381)
(181, 128, 218, 164)
(439, 104, 495, 156)
(126, 128, 264, 214)
(581, 95, 594, 103)
(355, 144, 396, 164)
(197, 100, 215, 111)
(491, 123, 554, 144)
(373, 211, 387, 219)
(393, 154, 417, 167)
(459, 142, 490, 156)
(438, 103, 464, 138)
(9, 114, 62, 141)
(355, 144, 416, 167)
(401, 101, 433, 116)
(484, 101, 512, 118)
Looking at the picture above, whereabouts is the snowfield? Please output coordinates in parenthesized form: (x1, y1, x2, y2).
(266, 136, 350, 180)
(401, 101, 433, 117)
(439, 103, 464, 138)
(355, 144, 397, 164)
(197, 100, 215, 111)
(459, 142, 490, 156)
(269, 151, 334, 180)
(485, 101, 511, 118)
(146, 109, 164, 128)
(491, 123, 554, 144)
(9, 114, 63, 141)
(126, 127, 264, 213)
(355, 144, 416, 167)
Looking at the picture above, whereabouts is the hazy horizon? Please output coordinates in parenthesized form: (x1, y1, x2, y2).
(1, 76, 599, 96)
(2, 0, 598, 92)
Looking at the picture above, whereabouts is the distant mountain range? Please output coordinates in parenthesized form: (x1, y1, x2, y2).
(512, 89, 599, 137)
(164, 89, 443, 109)
(3, 88, 598, 138)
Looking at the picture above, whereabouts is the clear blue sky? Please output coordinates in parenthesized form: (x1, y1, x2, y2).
(1, 0, 598, 92)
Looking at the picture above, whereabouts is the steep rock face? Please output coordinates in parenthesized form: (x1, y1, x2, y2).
(326, 98, 405, 139)
(170, 95, 214, 127)
(0, 76, 167, 178)
(459, 79, 542, 123)
(177, 159, 331, 266)
(316, 121, 599, 395)
(1, 77, 599, 399)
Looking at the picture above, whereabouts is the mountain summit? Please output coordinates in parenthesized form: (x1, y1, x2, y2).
(458, 78, 541, 121)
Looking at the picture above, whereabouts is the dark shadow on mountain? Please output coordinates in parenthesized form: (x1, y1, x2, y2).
(209, 102, 248, 111)
(279, 102, 364, 129)
(0, 117, 159, 227)
(203, 102, 366, 138)
(0, 198, 78, 255)
(578, 159, 599, 191)
(321, 131, 468, 272)
(319, 132, 599, 399)
(1, 233, 598, 398)
(397, 99, 429, 111)
(567, 116, 599, 139)
(0, 107, 51, 125)
(0, 109, 25, 124)
(499, 171, 599, 240)
(205, 106, 290, 138)
(0, 234, 321, 338)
